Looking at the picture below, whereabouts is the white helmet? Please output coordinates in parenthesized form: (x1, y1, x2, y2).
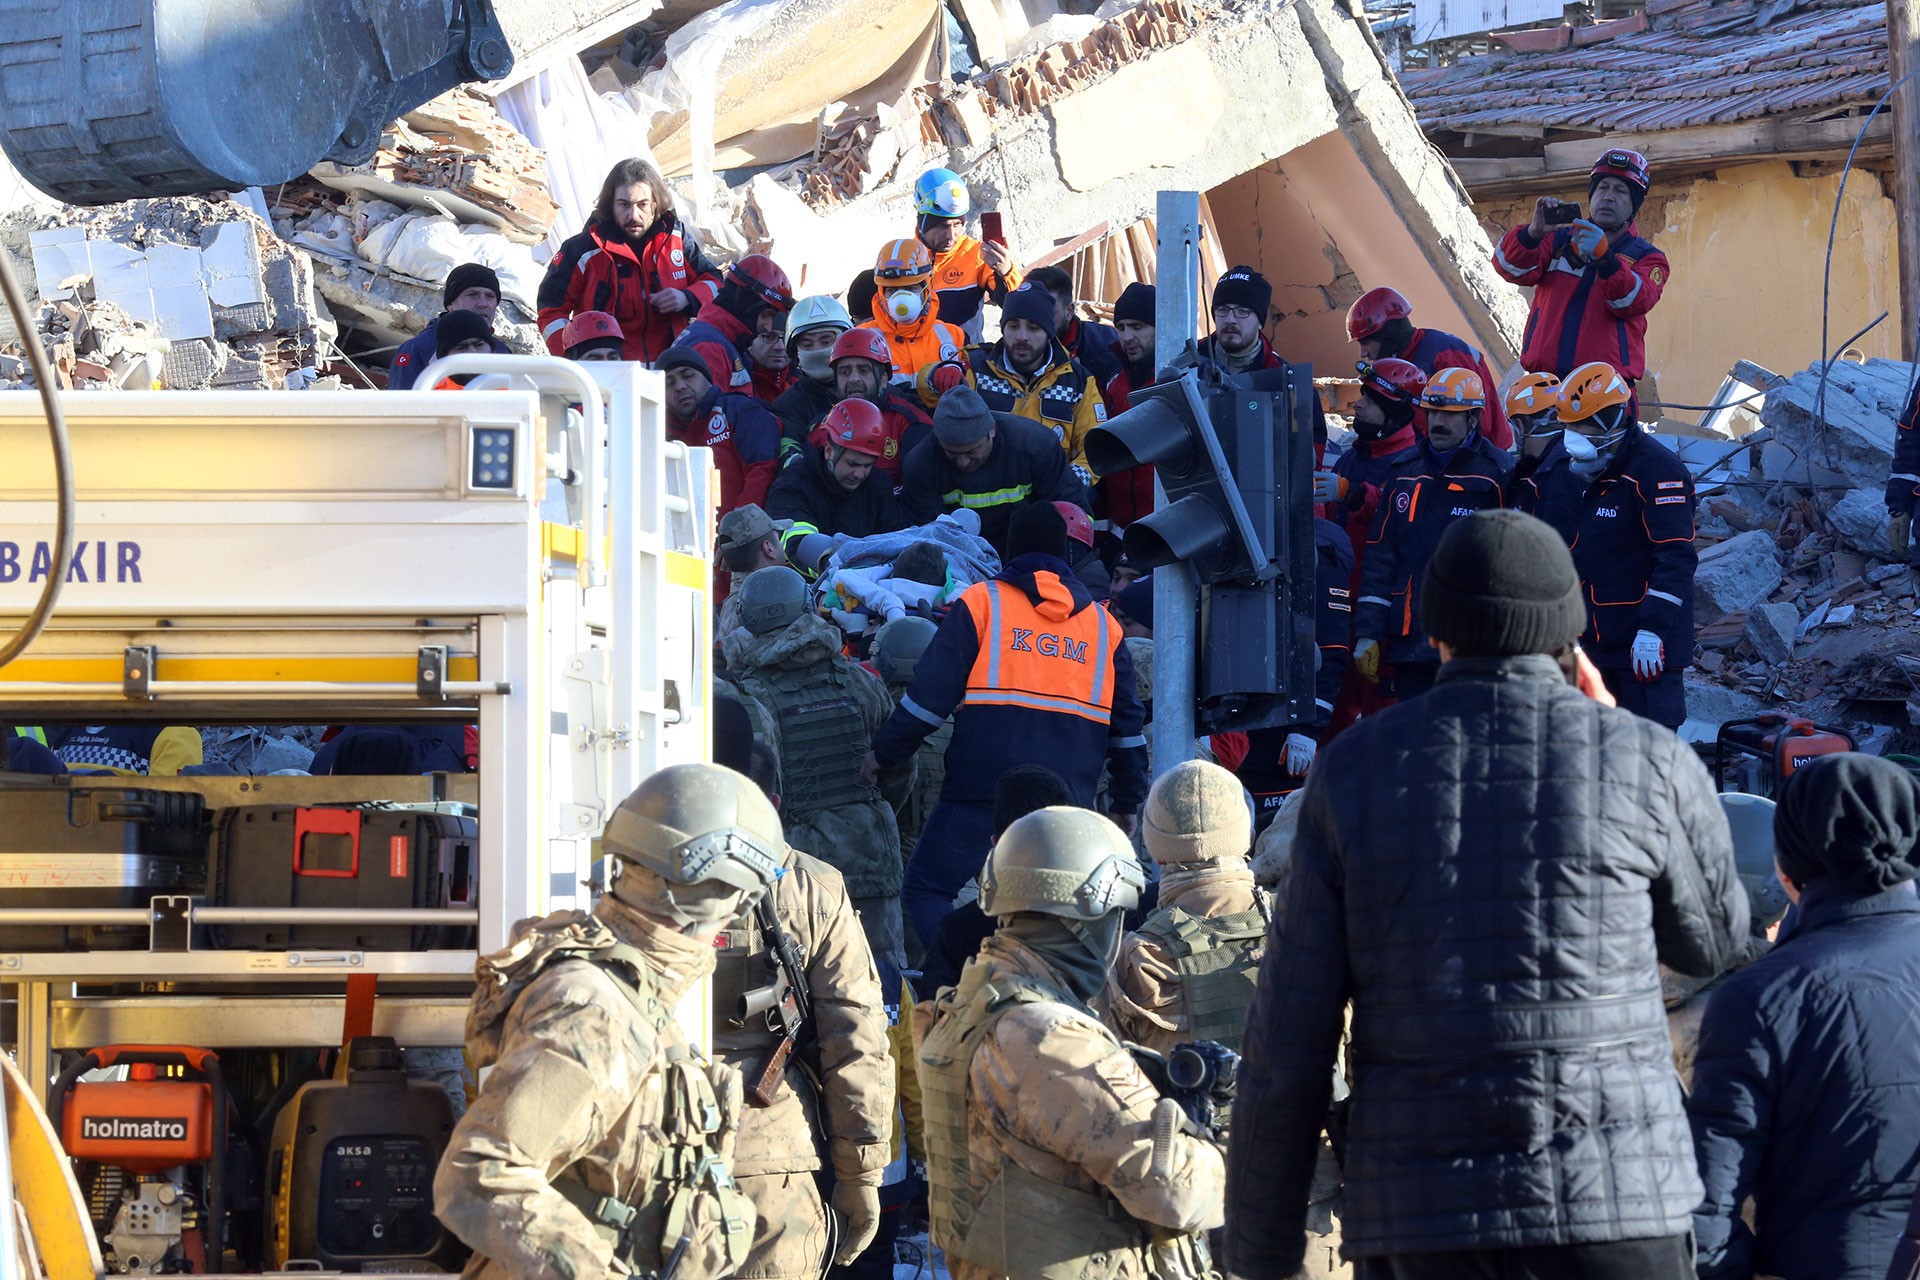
(786, 295, 853, 346)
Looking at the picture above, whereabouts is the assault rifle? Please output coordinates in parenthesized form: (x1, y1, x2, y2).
(1128, 1039, 1240, 1137)
(737, 895, 812, 1107)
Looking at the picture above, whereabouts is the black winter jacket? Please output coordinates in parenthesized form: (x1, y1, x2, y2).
(1688, 880, 1920, 1280)
(1225, 655, 1748, 1276)
(897, 413, 1088, 554)
(764, 448, 908, 539)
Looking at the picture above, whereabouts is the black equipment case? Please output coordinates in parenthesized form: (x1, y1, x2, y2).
(210, 805, 477, 950)
(0, 781, 210, 949)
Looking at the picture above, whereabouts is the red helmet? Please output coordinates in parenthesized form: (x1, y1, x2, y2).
(830, 327, 893, 367)
(726, 254, 794, 312)
(821, 399, 886, 458)
(1346, 287, 1412, 342)
(560, 310, 623, 352)
(1358, 357, 1426, 407)
(1590, 148, 1651, 198)
(1052, 500, 1095, 548)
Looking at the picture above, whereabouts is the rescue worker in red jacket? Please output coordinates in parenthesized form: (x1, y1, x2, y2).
(1353, 368, 1514, 703)
(1315, 357, 1427, 732)
(1494, 149, 1669, 395)
(913, 167, 1020, 339)
(1346, 286, 1513, 449)
(1197, 266, 1329, 451)
(560, 311, 625, 362)
(1553, 361, 1697, 728)
(1098, 283, 1159, 544)
(671, 254, 795, 398)
(774, 328, 932, 486)
(537, 158, 722, 362)
(859, 239, 967, 387)
(656, 346, 781, 518)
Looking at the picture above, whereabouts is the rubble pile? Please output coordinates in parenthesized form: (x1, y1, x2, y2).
(1, 196, 335, 391)
(978, 0, 1200, 112)
(1681, 357, 1920, 742)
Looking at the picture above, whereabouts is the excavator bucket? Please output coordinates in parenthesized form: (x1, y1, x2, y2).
(0, 0, 513, 205)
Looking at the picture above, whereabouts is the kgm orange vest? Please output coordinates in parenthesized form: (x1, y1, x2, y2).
(959, 576, 1118, 726)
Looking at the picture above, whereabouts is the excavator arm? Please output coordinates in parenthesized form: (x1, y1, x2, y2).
(0, 0, 513, 204)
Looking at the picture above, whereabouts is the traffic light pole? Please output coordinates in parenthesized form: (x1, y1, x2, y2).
(1151, 190, 1201, 777)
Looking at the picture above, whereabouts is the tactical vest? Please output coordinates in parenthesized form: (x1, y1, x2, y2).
(473, 915, 755, 1280)
(917, 971, 1211, 1280)
(709, 903, 808, 1059)
(901, 718, 953, 854)
(1132, 901, 1267, 1053)
(740, 663, 873, 817)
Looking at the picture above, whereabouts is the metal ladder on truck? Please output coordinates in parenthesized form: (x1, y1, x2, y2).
(0, 356, 715, 1275)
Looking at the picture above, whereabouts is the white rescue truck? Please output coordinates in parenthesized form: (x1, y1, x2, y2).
(0, 355, 717, 1277)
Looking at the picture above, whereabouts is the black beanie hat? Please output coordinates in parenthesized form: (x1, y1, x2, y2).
(1212, 266, 1272, 320)
(1420, 510, 1586, 657)
(435, 308, 495, 358)
(1007, 501, 1069, 562)
(1001, 283, 1058, 340)
(444, 262, 501, 308)
(1114, 282, 1156, 328)
(1775, 753, 1920, 894)
(653, 345, 712, 381)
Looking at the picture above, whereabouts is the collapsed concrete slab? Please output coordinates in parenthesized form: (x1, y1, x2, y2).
(762, 0, 1525, 375)
(1758, 358, 1909, 491)
(1695, 529, 1785, 626)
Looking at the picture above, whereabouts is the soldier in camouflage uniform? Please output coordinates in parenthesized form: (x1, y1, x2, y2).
(915, 806, 1224, 1280)
(870, 615, 947, 863)
(1107, 759, 1265, 1058)
(712, 843, 896, 1280)
(724, 566, 909, 969)
(434, 764, 784, 1280)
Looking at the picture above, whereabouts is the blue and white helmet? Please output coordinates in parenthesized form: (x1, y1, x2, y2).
(913, 167, 970, 219)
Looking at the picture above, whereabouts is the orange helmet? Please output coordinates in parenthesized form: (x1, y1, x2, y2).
(1557, 361, 1632, 424)
(874, 238, 932, 287)
(1505, 371, 1560, 419)
(821, 399, 887, 458)
(1420, 367, 1485, 410)
(560, 310, 624, 354)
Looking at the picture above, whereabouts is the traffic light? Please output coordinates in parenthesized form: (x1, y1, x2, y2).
(1084, 361, 1317, 732)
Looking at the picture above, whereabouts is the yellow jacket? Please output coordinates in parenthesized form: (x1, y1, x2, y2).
(964, 342, 1105, 489)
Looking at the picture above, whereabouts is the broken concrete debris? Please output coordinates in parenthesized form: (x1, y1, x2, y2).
(1, 197, 333, 391)
(1744, 602, 1799, 667)
(1694, 530, 1784, 627)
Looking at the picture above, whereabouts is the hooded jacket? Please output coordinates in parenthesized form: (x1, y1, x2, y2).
(1226, 654, 1748, 1275)
(870, 552, 1148, 814)
(674, 303, 759, 396)
(1401, 327, 1515, 450)
(897, 416, 1089, 556)
(723, 612, 902, 898)
(537, 216, 721, 362)
(764, 447, 909, 540)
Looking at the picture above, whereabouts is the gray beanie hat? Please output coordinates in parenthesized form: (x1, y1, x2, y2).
(933, 384, 997, 446)
(1143, 759, 1252, 865)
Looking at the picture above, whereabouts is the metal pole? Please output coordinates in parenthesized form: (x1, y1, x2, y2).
(1152, 190, 1201, 777)
(1889, 0, 1920, 356)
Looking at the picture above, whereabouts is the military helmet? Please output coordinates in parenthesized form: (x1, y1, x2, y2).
(1720, 792, 1791, 929)
(737, 566, 809, 635)
(602, 764, 786, 922)
(980, 806, 1145, 921)
(871, 615, 937, 685)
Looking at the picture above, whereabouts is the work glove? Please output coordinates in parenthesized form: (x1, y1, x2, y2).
(1566, 219, 1608, 262)
(1311, 471, 1348, 504)
(831, 1182, 881, 1264)
(1353, 638, 1381, 683)
(1283, 732, 1317, 776)
(928, 360, 967, 395)
(1631, 629, 1664, 682)
(1891, 512, 1912, 561)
